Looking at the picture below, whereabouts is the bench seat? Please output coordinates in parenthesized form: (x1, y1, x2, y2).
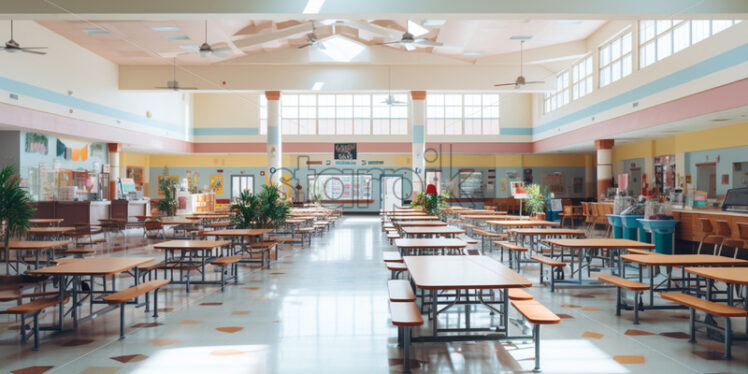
(510, 299, 560, 372)
(507, 288, 534, 301)
(597, 275, 648, 324)
(531, 255, 566, 292)
(389, 301, 423, 373)
(388, 280, 416, 302)
(7, 295, 70, 351)
(102, 279, 170, 339)
(494, 241, 528, 252)
(661, 292, 748, 359)
(383, 252, 403, 263)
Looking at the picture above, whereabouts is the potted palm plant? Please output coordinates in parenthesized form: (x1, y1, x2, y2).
(1, 166, 34, 275)
(157, 169, 177, 217)
(232, 184, 290, 229)
(524, 184, 547, 220)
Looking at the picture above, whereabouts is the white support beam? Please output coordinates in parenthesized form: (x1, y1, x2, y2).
(2, 0, 746, 20)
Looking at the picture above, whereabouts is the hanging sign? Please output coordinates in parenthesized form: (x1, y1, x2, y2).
(334, 143, 357, 160)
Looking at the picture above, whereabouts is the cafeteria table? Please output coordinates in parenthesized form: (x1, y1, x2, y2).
(26, 226, 75, 240)
(29, 257, 154, 331)
(403, 255, 532, 341)
(28, 218, 64, 227)
(620, 254, 748, 308)
(7, 240, 73, 271)
(395, 238, 468, 255)
(152, 240, 233, 290)
(401, 226, 464, 238)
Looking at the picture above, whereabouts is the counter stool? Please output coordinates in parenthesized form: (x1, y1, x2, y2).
(715, 220, 732, 256)
(696, 218, 723, 255)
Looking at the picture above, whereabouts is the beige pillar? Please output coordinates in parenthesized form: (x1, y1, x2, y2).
(595, 139, 614, 201)
(411, 91, 426, 194)
(108, 143, 121, 200)
(265, 91, 281, 185)
(584, 154, 596, 198)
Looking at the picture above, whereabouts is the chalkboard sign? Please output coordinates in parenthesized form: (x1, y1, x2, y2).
(334, 143, 357, 160)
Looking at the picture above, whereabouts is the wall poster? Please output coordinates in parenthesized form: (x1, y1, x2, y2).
(126, 167, 144, 186)
(25, 133, 49, 155)
(572, 177, 584, 194)
(541, 172, 565, 195)
(157, 175, 179, 196)
(210, 174, 224, 195)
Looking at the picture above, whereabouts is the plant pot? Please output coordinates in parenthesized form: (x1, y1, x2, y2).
(531, 212, 546, 221)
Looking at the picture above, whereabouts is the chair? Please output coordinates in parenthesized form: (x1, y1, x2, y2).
(696, 218, 722, 255)
(144, 220, 166, 239)
(581, 202, 593, 234)
(715, 220, 733, 256)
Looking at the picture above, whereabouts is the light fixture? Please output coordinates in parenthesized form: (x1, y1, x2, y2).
(462, 51, 485, 56)
(83, 28, 110, 34)
(312, 82, 324, 91)
(319, 35, 365, 62)
(303, 0, 326, 14)
(152, 27, 180, 32)
(422, 20, 446, 26)
(509, 35, 533, 40)
(407, 20, 429, 37)
(179, 45, 199, 50)
(166, 35, 190, 40)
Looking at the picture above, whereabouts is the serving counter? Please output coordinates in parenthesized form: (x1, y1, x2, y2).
(672, 209, 748, 242)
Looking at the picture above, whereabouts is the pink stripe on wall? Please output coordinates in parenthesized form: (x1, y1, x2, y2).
(192, 142, 266, 153)
(533, 78, 748, 153)
(0, 101, 193, 152)
(426, 142, 533, 154)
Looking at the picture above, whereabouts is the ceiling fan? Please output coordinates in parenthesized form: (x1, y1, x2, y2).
(381, 66, 406, 106)
(298, 22, 326, 50)
(381, 21, 442, 51)
(197, 21, 232, 57)
(494, 40, 544, 88)
(155, 58, 197, 90)
(1, 20, 47, 55)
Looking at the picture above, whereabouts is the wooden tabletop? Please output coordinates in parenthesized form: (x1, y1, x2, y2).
(509, 228, 586, 236)
(8, 240, 73, 250)
(390, 216, 440, 221)
(404, 255, 532, 290)
(28, 257, 154, 276)
(159, 217, 195, 225)
(467, 215, 528, 221)
(684, 267, 748, 285)
(487, 220, 559, 227)
(395, 238, 468, 249)
(394, 221, 448, 227)
(153, 240, 232, 250)
(545, 238, 655, 249)
(401, 226, 465, 235)
(29, 218, 64, 224)
(26, 227, 76, 234)
(210, 229, 273, 237)
(621, 254, 748, 266)
(458, 210, 506, 215)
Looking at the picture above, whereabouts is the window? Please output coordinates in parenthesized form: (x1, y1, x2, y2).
(230, 175, 254, 203)
(259, 96, 267, 134)
(427, 93, 499, 135)
(640, 19, 742, 69)
(272, 93, 407, 136)
(599, 31, 632, 88)
(571, 55, 593, 101)
(371, 95, 408, 135)
(308, 174, 372, 201)
(544, 71, 570, 113)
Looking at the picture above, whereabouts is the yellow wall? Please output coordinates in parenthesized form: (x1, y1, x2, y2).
(149, 154, 268, 168)
(192, 93, 260, 128)
(613, 122, 748, 162)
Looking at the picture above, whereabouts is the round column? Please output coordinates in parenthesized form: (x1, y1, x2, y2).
(411, 91, 426, 195)
(266, 91, 282, 185)
(108, 143, 120, 200)
(595, 139, 614, 201)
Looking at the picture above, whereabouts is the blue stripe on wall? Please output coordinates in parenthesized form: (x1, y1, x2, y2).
(267, 125, 280, 145)
(0, 76, 184, 133)
(412, 125, 425, 143)
(500, 127, 533, 136)
(193, 127, 260, 136)
(533, 43, 748, 135)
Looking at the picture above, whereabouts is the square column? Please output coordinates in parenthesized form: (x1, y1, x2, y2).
(595, 139, 614, 200)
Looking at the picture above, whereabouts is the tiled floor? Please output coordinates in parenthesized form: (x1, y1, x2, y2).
(1, 216, 747, 373)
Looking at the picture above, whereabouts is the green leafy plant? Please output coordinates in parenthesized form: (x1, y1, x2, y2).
(232, 184, 290, 229)
(410, 185, 449, 220)
(524, 184, 547, 215)
(1, 166, 34, 275)
(158, 167, 177, 216)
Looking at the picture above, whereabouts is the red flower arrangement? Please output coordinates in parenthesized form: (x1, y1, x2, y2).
(425, 184, 437, 195)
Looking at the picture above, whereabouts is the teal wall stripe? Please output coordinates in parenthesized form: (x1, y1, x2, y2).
(500, 127, 533, 136)
(193, 127, 259, 136)
(267, 124, 280, 145)
(412, 125, 425, 143)
(534, 43, 748, 135)
(0, 75, 184, 133)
